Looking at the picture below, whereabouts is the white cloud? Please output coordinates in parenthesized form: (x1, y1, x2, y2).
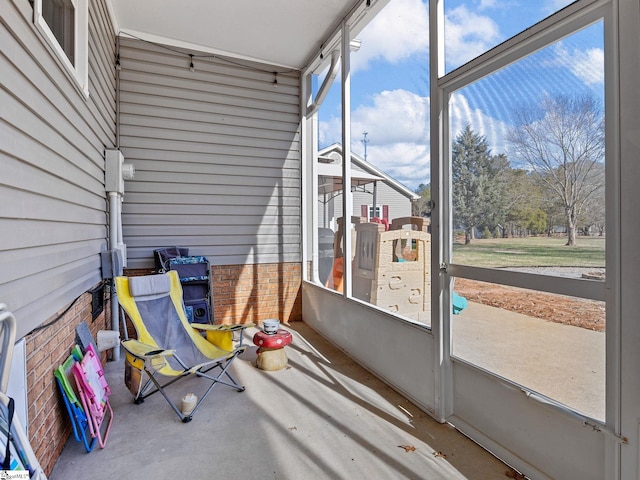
(320, 89, 430, 189)
(319, 88, 512, 189)
(318, 115, 342, 149)
(449, 92, 510, 155)
(352, 0, 429, 72)
(444, 5, 501, 68)
(351, 89, 429, 144)
(355, 0, 502, 72)
(365, 143, 431, 188)
(320, 89, 429, 148)
(553, 44, 604, 86)
(478, 0, 499, 10)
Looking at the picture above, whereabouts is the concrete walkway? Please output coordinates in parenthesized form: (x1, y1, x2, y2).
(453, 301, 605, 420)
(50, 323, 511, 480)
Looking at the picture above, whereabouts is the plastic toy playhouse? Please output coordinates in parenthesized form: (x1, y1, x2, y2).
(352, 217, 431, 323)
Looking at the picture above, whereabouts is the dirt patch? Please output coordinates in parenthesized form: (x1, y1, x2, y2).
(455, 278, 606, 332)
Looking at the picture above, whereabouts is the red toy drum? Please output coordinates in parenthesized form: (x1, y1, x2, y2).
(253, 329, 292, 349)
(252, 329, 292, 371)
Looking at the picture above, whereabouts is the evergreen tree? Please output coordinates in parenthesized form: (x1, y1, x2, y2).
(452, 125, 509, 244)
(413, 183, 431, 217)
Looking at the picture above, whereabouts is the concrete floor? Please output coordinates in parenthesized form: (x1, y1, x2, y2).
(50, 323, 511, 480)
(453, 301, 605, 420)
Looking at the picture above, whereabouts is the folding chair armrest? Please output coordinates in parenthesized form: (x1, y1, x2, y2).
(190, 323, 255, 333)
(191, 323, 256, 350)
(122, 339, 175, 359)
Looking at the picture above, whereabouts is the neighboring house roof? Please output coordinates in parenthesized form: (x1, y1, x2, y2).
(317, 161, 383, 195)
(318, 144, 420, 201)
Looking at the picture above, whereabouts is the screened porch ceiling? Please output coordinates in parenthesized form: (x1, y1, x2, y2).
(108, 0, 388, 71)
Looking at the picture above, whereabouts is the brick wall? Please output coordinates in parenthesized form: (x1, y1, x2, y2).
(24, 282, 111, 475)
(212, 262, 302, 325)
(125, 261, 303, 326)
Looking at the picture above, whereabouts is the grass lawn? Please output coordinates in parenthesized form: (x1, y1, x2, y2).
(452, 235, 605, 268)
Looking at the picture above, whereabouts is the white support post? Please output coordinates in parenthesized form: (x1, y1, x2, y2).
(341, 21, 353, 298)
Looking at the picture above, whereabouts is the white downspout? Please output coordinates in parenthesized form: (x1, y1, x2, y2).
(108, 191, 120, 360)
(117, 195, 125, 265)
(105, 149, 134, 361)
(108, 192, 119, 256)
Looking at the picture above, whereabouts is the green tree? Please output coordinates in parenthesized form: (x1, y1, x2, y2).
(412, 183, 431, 217)
(507, 94, 605, 246)
(452, 125, 509, 244)
(502, 169, 547, 237)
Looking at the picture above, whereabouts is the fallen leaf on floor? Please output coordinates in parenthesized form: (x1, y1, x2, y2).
(432, 451, 447, 458)
(505, 468, 526, 479)
(288, 426, 297, 431)
(398, 445, 416, 452)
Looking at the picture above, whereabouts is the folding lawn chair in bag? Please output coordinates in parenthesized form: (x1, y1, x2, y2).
(71, 344, 113, 449)
(114, 271, 253, 423)
(53, 346, 96, 452)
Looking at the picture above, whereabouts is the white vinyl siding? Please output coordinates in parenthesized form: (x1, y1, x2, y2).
(0, 0, 116, 338)
(117, 38, 301, 268)
(354, 181, 413, 220)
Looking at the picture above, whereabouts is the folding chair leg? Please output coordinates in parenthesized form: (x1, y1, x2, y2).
(134, 350, 246, 423)
(199, 349, 245, 388)
(223, 370, 245, 392)
(186, 351, 245, 421)
(135, 370, 189, 403)
(133, 367, 196, 422)
(93, 400, 114, 448)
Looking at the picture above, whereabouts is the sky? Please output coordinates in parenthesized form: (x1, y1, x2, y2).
(317, 0, 605, 191)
